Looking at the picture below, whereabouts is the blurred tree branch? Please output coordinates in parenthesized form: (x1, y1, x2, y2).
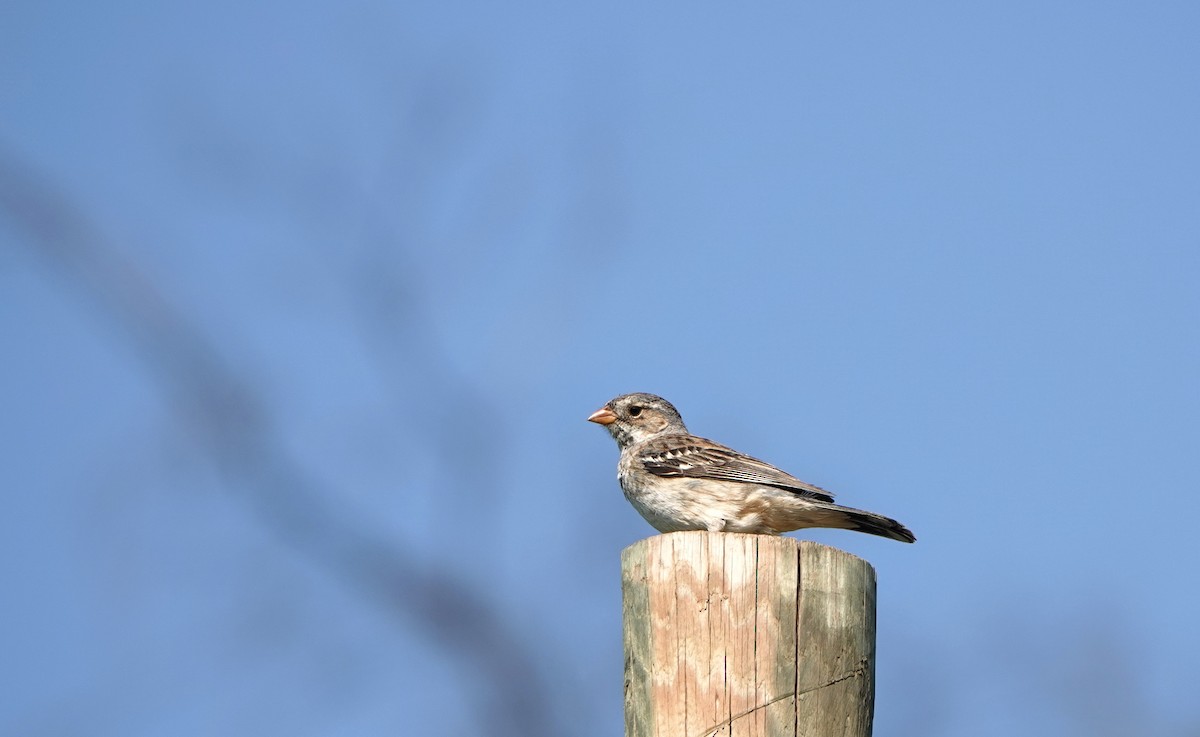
(0, 143, 559, 737)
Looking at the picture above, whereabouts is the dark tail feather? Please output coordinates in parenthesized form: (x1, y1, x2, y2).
(841, 506, 916, 543)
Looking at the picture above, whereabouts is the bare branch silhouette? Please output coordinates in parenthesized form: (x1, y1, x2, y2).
(0, 143, 560, 737)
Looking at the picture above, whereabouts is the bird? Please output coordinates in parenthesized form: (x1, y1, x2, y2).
(588, 392, 915, 543)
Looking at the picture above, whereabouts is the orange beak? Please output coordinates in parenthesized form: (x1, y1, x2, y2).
(587, 407, 617, 425)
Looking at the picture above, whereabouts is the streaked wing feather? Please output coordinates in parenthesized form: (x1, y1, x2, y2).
(638, 435, 835, 503)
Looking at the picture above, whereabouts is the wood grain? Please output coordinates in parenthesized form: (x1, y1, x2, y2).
(622, 532, 876, 737)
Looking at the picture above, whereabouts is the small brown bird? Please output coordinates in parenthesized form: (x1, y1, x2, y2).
(588, 393, 915, 543)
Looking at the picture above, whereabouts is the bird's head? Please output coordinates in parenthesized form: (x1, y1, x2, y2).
(588, 393, 687, 448)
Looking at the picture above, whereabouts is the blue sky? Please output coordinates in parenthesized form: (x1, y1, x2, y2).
(3, 2, 1199, 735)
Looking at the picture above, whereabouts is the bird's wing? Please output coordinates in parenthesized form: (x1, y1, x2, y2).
(637, 434, 836, 503)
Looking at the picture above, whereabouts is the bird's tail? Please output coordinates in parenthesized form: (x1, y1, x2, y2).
(774, 501, 916, 543)
(832, 504, 916, 543)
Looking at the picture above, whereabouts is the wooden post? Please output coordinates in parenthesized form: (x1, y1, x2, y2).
(622, 532, 876, 737)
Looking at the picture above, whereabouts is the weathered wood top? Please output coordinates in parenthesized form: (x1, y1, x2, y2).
(622, 532, 876, 737)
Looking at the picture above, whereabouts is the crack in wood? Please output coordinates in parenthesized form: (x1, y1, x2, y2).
(696, 659, 868, 737)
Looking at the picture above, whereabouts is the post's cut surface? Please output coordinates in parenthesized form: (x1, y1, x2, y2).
(622, 531, 876, 737)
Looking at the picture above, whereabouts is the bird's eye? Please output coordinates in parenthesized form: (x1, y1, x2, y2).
(628, 406, 643, 418)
